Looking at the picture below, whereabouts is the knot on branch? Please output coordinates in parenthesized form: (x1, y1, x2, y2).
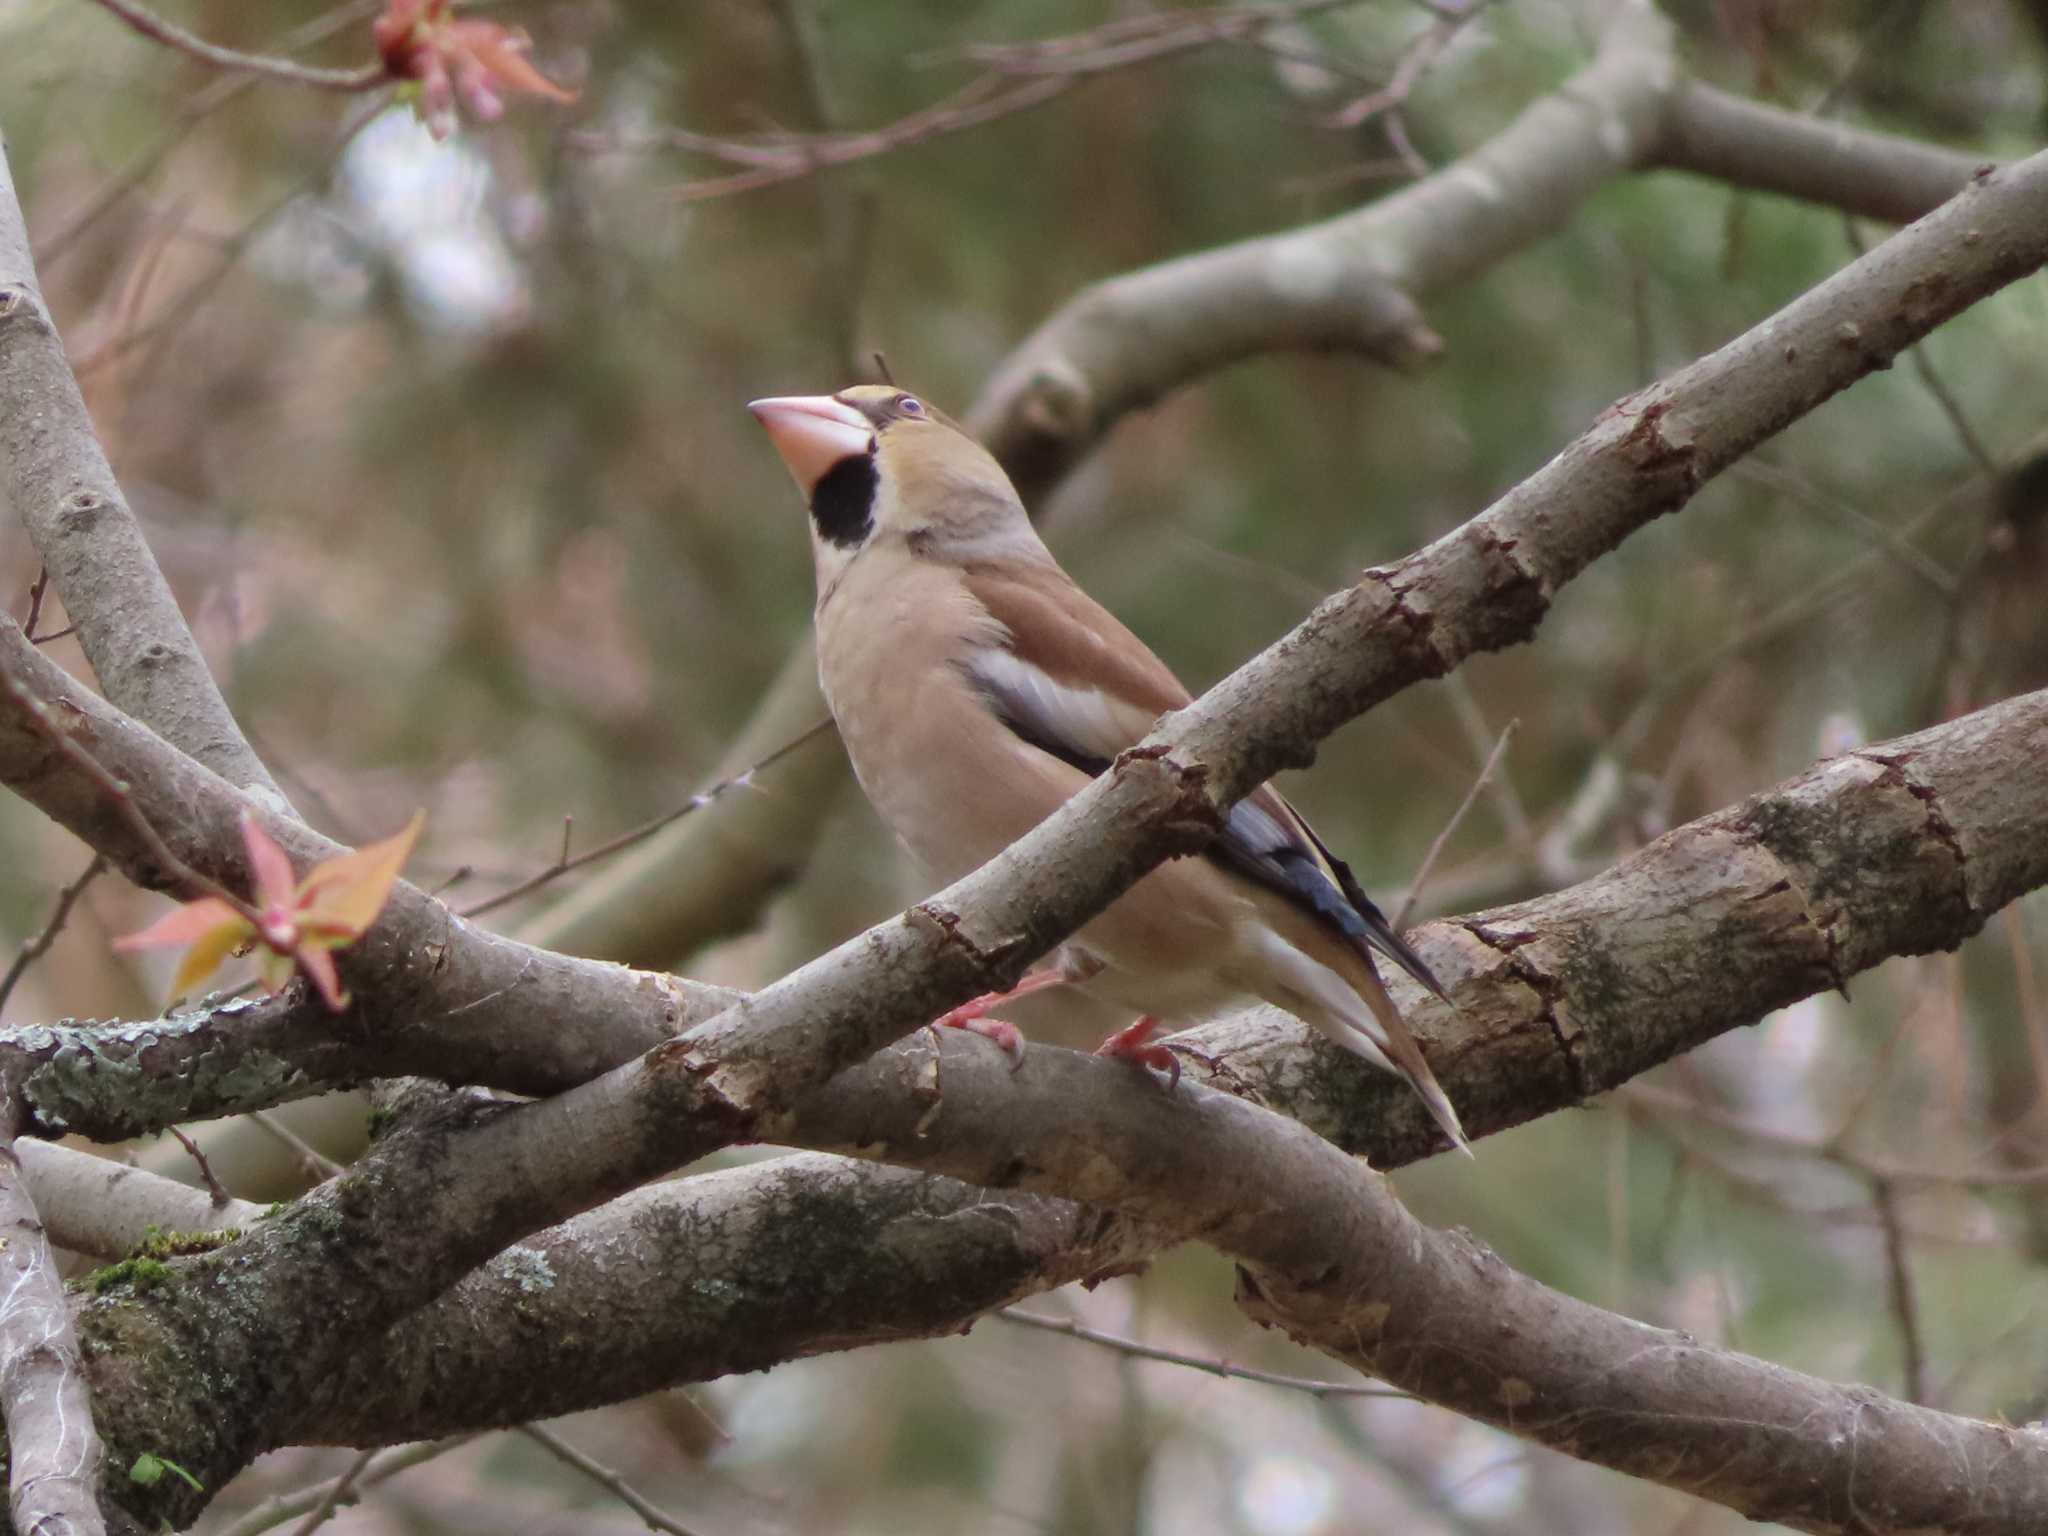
(1111, 743, 1223, 855)
(57, 490, 107, 532)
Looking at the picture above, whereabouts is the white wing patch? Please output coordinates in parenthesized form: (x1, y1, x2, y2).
(963, 647, 1147, 768)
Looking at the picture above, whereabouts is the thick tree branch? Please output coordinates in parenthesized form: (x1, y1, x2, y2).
(303, 1152, 1160, 1443)
(0, 144, 282, 802)
(18, 1142, 262, 1260)
(51, 683, 2048, 1525)
(223, 687, 2048, 1527)
(0, 619, 713, 1131)
(802, 1044, 2048, 1533)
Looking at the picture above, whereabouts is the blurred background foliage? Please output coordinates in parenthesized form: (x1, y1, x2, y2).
(3, 0, 2048, 1531)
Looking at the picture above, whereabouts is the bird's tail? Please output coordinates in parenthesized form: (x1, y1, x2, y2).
(1342, 918, 1468, 1153)
(1350, 989, 1471, 1158)
(1242, 925, 1471, 1156)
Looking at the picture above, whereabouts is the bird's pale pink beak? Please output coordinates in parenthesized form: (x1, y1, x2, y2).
(749, 395, 873, 497)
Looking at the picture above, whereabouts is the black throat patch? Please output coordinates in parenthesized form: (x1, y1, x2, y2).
(810, 451, 878, 548)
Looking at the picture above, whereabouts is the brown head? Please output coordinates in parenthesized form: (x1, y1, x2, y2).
(749, 385, 1049, 597)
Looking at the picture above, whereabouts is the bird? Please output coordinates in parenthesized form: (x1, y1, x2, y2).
(749, 384, 1469, 1153)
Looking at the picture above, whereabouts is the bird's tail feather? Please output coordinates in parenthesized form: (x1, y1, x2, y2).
(1242, 925, 1471, 1156)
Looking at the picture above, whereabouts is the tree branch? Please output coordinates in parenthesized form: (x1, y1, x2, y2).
(0, 142, 284, 801)
(0, 1098, 105, 1536)
(1654, 79, 1985, 225)
(83, 0, 387, 92)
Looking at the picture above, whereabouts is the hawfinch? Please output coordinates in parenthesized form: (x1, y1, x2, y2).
(750, 385, 1468, 1153)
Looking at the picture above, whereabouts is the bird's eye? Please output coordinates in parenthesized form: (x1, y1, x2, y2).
(895, 395, 925, 418)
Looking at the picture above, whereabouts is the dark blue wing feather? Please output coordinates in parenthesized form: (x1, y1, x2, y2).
(961, 645, 1442, 999)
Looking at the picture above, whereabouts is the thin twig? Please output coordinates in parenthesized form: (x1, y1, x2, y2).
(0, 854, 106, 1018)
(1840, 215, 2000, 476)
(960, 0, 1361, 74)
(1443, 675, 1532, 849)
(0, 648, 259, 921)
(213, 1439, 478, 1536)
(74, 99, 385, 381)
(1871, 1178, 1928, 1404)
(1733, 458, 1958, 595)
(85, 0, 387, 91)
(166, 1125, 232, 1209)
(576, 0, 1374, 200)
(458, 719, 833, 919)
(1394, 718, 1517, 932)
(769, 0, 877, 378)
(44, 0, 385, 266)
(20, 570, 49, 640)
(286, 1448, 375, 1535)
(1624, 1083, 2048, 1188)
(1324, 0, 1481, 128)
(517, 1424, 708, 1536)
(995, 1307, 1412, 1400)
(246, 1109, 346, 1181)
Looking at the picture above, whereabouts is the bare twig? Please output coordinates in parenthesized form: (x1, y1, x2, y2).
(1872, 1178, 1928, 1404)
(1840, 218, 2000, 476)
(285, 1448, 375, 1536)
(1733, 458, 1958, 595)
(0, 648, 260, 921)
(578, 0, 1373, 200)
(1623, 1083, 2048, 1188)
(1392, 717, 1516, 931)
(0, 854, 105, 1018)
(995, 1307, 1412, 1400)
(19, 571, 48, 641)
(44, 0, 385, 267)
(72, 98, 384, 383)
(595, 75, 1074, 201)
(213, 1439, 478, 1536)
(459, 718, 833, 920)
(85, 0, 387, 91)
(516, 1424, 707, 1536)
(166, 1124, 232, 1209)
(960, 0, 1360, 74)
(768, 0, 876, 378)
(246, 1110, 346, 1182)
(1324, 0, 1481, 128)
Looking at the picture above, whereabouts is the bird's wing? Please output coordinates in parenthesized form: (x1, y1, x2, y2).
(1213, 792, 1449, 1001)
(957, 564, 1444, 999)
